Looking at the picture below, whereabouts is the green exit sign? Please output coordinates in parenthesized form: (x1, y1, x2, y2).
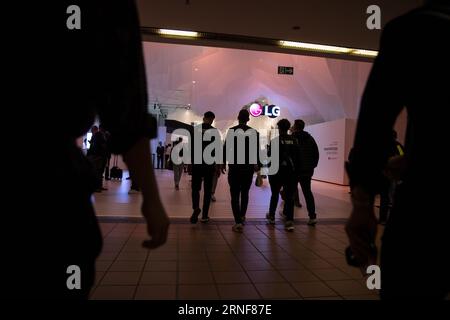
(278, 66, 294, 75)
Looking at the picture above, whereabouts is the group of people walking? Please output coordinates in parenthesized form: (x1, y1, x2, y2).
(183, 109, 320, 232)
(265, 118, 319, 231)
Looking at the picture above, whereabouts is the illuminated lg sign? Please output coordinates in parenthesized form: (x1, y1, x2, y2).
(249, 103, 280, 118)
(267, 105, 281, 118)
(249, 103, 263, 117)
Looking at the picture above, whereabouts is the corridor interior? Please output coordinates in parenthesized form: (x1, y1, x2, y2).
(89, 170, 381, 300)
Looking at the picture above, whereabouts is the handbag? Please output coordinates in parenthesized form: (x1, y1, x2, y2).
(255, 172, 263, 187)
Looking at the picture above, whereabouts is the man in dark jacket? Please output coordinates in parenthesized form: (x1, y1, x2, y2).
(156, 141, 165, 169)
(291, 119, 319, 226)
(223, 109, 261, 232)
(190, 111, 220, 224)
(267, 119, 301, 231)
(346, 0, 450, 299)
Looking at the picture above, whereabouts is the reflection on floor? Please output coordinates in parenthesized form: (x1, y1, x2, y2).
(93, 169, 352, 221)
(90, 170, 383, 300)
(90, 222, 380, 300)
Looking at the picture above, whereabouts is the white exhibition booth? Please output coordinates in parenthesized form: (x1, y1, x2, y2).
(307, 118, 356, 185)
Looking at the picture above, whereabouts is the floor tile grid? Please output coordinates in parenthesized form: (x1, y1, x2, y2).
(251, 225, 343, 298)
(178, 223, 346, 299)
(129, 226, 178, 299)
(219, 224, 307, 299)
(253, 224, 373, 298)
(219, 226, 287, 299)
(92, 222, 124, 294)
(92, 222, 377, 300)
(302, 227, 378, 298)
(204, 230, 242, 300)
(91, 223, 145, 299)
(177, 224, 257, 299)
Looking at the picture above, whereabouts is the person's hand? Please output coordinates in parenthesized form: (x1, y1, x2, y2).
(141, 199, 170, 249)
(123, 138, 170, 250)
(384, 155, 406, 181)
(345, 186, 378, 272)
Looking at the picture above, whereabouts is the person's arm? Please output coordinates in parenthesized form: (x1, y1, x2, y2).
(123, 138, 169, 248)
(346, 20, 406, 268)
(349, 20, 405, 193)
(221, 131, 228, 174)
(312, 137, 319, 168)
(93, 0, 169, 249)
(255, 130, 262, 171)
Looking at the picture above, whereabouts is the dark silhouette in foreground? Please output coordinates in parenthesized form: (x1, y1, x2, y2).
(346, 0, 450, 299)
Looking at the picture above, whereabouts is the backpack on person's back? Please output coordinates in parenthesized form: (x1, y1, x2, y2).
(278, 134, 301, 175)
(295, 131, 319, 174)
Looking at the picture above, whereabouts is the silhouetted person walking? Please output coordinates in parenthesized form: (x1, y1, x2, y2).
(267, 119, 300, 231)
(156, 141, 165, 169)
(223, 109, 261, 232)
(346, 0, 450, 299)
(291, 119, 319, 226)
(87, 125, 108, 192)
(6, 1, 170, 299)
(100, 124, 112, 181)
(190, 111, 219, 224)
(172, 137, 184, 190)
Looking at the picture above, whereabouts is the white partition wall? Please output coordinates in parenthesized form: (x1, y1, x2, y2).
(306, 118, 356, 185)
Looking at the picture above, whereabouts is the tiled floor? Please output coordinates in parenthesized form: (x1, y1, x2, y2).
(92, 169, 353, 221)
(89, 169, 383, 300)
(90, 221, 381, 300)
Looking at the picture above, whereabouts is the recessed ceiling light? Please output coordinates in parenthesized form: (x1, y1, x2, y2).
(154, 28, 378, 59)
(279, 40, 378, 57)
(159, 29, 199, 37)
(350, 49, 378, 57)
(279, 40, 352, 54)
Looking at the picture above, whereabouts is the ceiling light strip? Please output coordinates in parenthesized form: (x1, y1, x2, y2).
(279, 40, 352, 54)
(350, 49, 378, 57)
(152, 28, 378, 58)
(279, 40, 378, 57)
(159, 29, 199, 37)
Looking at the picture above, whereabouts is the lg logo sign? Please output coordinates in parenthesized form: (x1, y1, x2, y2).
(249, 103, 280, 119)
